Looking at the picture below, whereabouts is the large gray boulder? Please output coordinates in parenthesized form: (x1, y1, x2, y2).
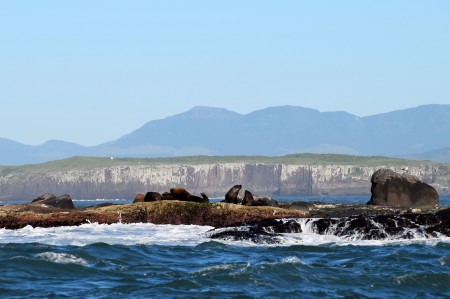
(32, 193, 75, 209)
(367, 169, 438, 209)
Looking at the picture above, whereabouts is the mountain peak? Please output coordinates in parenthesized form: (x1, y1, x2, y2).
(173, 106, 242, 120)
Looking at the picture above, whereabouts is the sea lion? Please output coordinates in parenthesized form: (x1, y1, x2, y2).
(170, 188, 192, 201)
(162, 192, 176, 200)
(169, 188, 209, 203)
(133, 193, 145, 203)
(241, 190, 255, 206)
(225, 185, 242, 204)
(144, 192, 162, 202)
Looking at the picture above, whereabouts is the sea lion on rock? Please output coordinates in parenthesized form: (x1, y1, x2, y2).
(200, 192, 209, 203)
(169, 188, 209, 203)
(240, 190, 278, 207)
(162, 192, 176, 200)
(133, 194, 145, 203)
(225, 185, 242, 204)
(253, 196, 279, 207)
(367, 168, 439, 209)
(241, 190, 255, 206)
(170, 188, 191, 200)
(144, 192, 163, 202)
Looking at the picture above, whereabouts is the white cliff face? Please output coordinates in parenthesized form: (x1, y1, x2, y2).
(0, 163, 447, 199)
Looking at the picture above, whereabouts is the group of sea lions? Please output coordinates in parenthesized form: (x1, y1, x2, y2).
(134, 184, 279, 207)
(134, 188, 209, 203)
(224, 185, 279, 206)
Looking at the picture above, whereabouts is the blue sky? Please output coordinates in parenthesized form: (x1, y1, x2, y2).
(1, 1, 449, 146)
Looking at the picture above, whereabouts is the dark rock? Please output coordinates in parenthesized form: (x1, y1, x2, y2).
(225, 185, 242, 204)
(367, 168, 438, 208)
(436, 207, 450, 225)
(208, 219, 302, 244)
(32, 193, 75, 209)
(209, 228, 281, 244)
(32, 193, 56, 203)
(313, 218, 337, 234)
(256, 218, 302, 233)
(306, 212, 450, 240)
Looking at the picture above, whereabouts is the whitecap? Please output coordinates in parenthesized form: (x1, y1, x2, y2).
(37, 252, 89, 266)
(439, 256, 450, 266)
(195, 264, 236, 275)
(280, 256, 303, 264)
(0, 223, 214, 247)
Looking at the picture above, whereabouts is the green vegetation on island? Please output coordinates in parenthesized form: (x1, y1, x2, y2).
(0, 153, 446, 175)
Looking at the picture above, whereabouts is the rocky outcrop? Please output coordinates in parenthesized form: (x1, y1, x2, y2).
(208, 219, 302, 244)
(0, 200, 308, 229)
(308, 212, 450, 240)
(208, 207, 450, 244)
(0, 193, 448, 245)
(367, 169, 439, 208)
(32, 193, 75, 209)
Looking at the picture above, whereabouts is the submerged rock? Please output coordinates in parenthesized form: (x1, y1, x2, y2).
(367, 168, 438, 209)
(209, 219, 302, 244)
(308, 211, 450, 240)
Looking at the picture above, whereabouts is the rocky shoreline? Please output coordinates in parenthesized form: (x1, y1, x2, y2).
(0, 199, 449, 242)
(0, 169, 449, 243)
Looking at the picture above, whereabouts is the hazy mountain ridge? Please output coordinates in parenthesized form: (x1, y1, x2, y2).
(1, 104, 449, 165)
(401, 147, 450, 164)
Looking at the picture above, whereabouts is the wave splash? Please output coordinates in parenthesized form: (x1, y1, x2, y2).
(209, 213, 450, 246)
(37, 252, 89, 266)
(0, 216, 448, 247)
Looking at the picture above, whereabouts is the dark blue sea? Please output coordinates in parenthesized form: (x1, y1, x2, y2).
(0, 195, 449, 298)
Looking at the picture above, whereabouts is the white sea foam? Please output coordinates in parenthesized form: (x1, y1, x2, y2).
(280, 256, 303, 264)
(439, 256, 450, 266)
(0, 221, 448, 247)
(37, 252, 89, 266)
(0, 223, 213, 247)
(195, 264, 236, 275)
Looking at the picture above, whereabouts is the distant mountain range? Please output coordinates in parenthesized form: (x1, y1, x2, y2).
(1, 104, 449, 165)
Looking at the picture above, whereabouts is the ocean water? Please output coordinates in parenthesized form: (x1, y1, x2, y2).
(0, 195, 449, 298)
